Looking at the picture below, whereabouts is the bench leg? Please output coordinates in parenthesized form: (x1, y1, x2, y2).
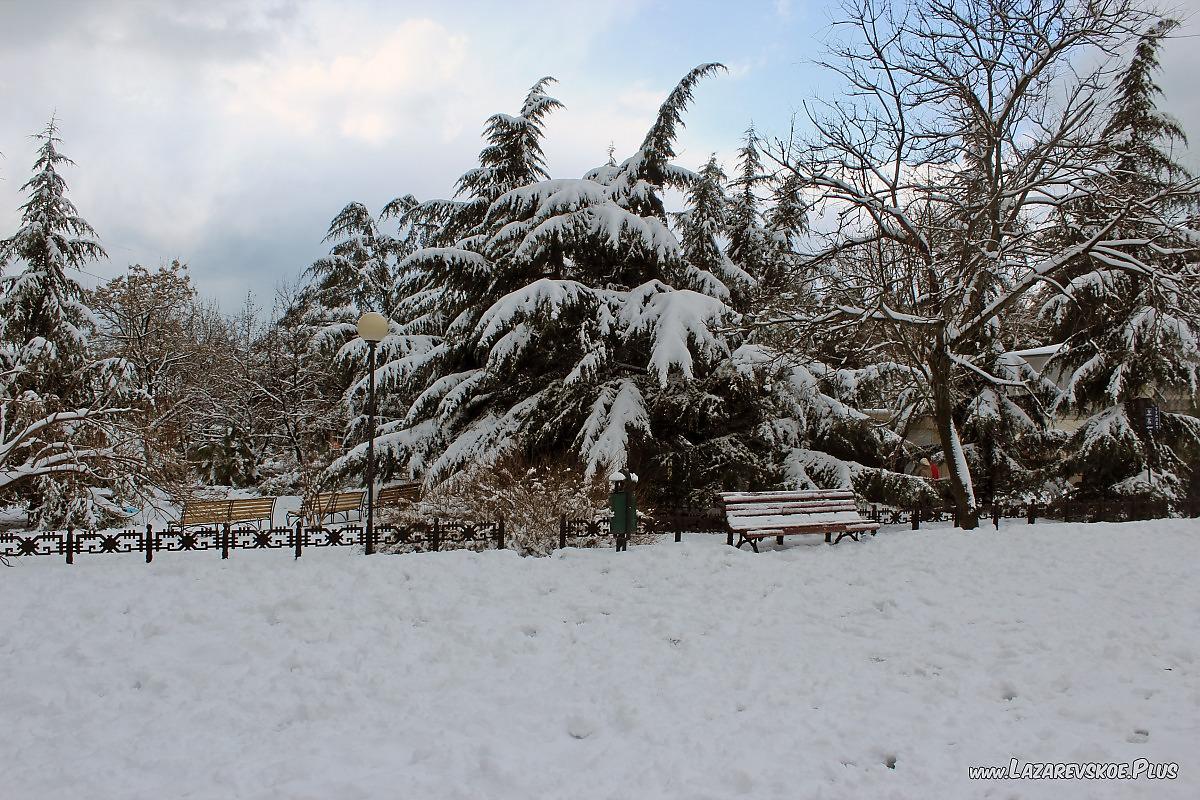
(776, 535, 784, 546)
(824, 531, 831, 544)
(734, 534, 759, 553)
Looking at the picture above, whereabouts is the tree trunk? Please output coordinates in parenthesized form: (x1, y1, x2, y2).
(930, 356, 979, 529)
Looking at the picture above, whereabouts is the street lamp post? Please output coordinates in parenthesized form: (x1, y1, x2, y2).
(356, 311, 389, 555)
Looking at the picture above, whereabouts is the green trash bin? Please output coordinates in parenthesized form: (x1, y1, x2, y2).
(608, 469, 638, 551)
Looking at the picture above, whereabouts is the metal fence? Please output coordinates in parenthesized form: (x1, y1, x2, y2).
(868, 497, 1200, 529)
(0, 520, 505, 565)
(3, 497, 1195, 564)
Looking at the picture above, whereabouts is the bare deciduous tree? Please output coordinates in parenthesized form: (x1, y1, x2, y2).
(766, 0, 1199, 526)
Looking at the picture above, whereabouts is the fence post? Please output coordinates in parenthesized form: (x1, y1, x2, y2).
(911, 508, 920, 531)
(294, 520, 303, 560)
(496, 518, 505, 550)
(431, 518, 440, 552)
(559, 514, 567, 550)
(1027, 503, 1037, 525)
(674, 527, 682, 544)
(221, 523, 230, 559)
(145, 524, 154, 564)
(65, 528, 74, 565)
(992, 504, 1000, 530)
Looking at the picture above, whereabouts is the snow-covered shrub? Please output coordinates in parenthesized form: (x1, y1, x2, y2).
(381, 454, 608, 556)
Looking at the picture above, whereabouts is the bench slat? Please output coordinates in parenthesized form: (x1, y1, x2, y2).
(725, 502, 858, 516)
(721, 490, 854, 504)
(729, 511, 865, 531)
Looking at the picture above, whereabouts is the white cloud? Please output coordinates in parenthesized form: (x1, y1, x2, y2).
(220, 18, 469, 144)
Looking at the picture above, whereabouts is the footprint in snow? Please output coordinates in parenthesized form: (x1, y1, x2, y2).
(1126, 728, 1150, 743)
(567, 715, 596, 739)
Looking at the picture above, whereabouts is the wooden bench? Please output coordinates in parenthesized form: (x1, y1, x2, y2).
(172, 497, 278, 530)
(286, 490, 365, 526)
(376, 482, 419, 511)
(720, 489, 880, 551)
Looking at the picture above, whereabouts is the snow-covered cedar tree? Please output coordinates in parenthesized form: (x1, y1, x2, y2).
(726, 125, 807, 293)
(765, 0, 1199, 527)
(0, 119, 145, 528)
(302, 200, 409, 320)
(326, 66, 908, 506)
(294, 166, 451, 480)
(675, 155, 753, 308)
(1041, 18, 1200, 500)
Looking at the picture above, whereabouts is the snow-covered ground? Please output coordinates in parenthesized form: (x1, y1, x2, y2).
(3, 520, 1198, 799)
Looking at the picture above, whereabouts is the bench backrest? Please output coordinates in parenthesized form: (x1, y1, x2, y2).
(377, 483, 419, 506)
(720, 490, 863, 529)
(179, 499, 232, 526)
(180, 497, 276, 527)
(227, 497, 277, 524)
(299, 491, 364, 516)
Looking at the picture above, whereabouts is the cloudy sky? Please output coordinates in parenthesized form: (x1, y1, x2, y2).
(2, 0, 1198, 311)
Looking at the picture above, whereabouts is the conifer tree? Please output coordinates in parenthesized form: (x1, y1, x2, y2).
(1043, 18, 1200, 499)
(0, 119, 142, 527)
(330, 67, 914, 504)
(676, 155, 752, 305)
(726, 126, 773, 285)
(304, 202, 399, 316)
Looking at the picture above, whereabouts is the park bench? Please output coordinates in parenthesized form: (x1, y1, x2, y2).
(720, 489, 880, 551)
(172, 497, 278, 530)
(375, 482, 420, 511)
(286, 490, 365, 527)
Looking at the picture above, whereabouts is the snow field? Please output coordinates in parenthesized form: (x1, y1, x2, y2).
(3, 520, 1198, 799)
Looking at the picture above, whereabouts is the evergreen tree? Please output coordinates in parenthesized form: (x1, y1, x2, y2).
(1042, 19, 1200, 499)
(330, 67, 912, 504)
(304, 202, 399, 316)
(727, 125, 807, 291)
(0, 119, 142, 527)
(726, 125, 774, 284)
(675, 154, 752, 306)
